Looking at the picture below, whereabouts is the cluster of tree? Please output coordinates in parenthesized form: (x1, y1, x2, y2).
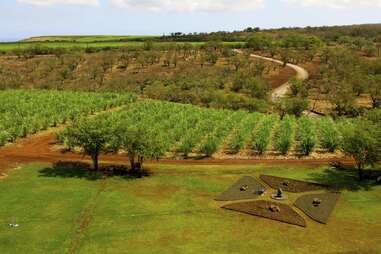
(160, 31, 245, 42)
(60, 105, 381, 181)
(246, 33, 322, 51)
(60, 117, 165, 172)
(0, 45, 278, 112)
(160, 24, 381, 46)
(341, 109, 381, 180)
(309, 48, 381, 116)
(275, 77, 309, 119)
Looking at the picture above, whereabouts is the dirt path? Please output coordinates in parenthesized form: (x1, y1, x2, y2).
(248, 54, 309, 101)
(246, 52, 323, 117)
(0, 130, 354, 176)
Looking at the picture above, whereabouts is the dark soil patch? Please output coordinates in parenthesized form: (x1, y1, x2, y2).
(222, 200, 306, 227)
(260, 175, 328, 193)
(294, 193, 340, 224)
(215, 176, 266, 201)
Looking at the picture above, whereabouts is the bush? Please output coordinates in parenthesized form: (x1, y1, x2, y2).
(275, 115, 295, 155)
(341, 119, 381, 180)
(0, 130, 10, 146)
(253, 116, 277, 154)
(319, 117, 340, 152)
(298, 116, 317, 155)
(200, 137, 218, 157)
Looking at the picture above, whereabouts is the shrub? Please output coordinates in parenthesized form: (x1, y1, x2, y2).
(253, 116, 277, 154)
(298, 116, 317, 155)
(200, 137, 218, 157)
(319, 117, 340, 152)
(0, 130, 9, 146)
(275, 115, 295, 155)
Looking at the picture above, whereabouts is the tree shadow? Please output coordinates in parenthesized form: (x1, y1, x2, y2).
(307, 163, 380, 192)
(38, 161, 151, 181)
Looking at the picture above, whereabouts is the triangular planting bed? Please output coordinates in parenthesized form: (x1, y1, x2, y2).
(215, 176, 267, 201)
(222, 200, 306, 227)
(260, 175, 328, 193)
(294, 192, 340, 224)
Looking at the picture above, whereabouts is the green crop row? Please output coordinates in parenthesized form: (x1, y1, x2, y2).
(0, 90, 135, 146)
(69, 100, 352, 157)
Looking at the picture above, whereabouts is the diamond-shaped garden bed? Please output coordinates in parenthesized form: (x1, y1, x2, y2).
(223, 200, 306, 227)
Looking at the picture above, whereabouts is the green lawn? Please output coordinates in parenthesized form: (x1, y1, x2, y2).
(0, 163, 380, 254)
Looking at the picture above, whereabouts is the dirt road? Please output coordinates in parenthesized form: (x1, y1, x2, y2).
(248, 53, 309, 101)
(0, 129, 354, 177)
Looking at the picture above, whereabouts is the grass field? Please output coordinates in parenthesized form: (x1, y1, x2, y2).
(22, 35, 158, 43)
(0, 163, 380, 254)
(0, 41, 245, 52)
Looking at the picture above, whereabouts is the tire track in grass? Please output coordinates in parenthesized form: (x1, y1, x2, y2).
(65, 180, 107, 254)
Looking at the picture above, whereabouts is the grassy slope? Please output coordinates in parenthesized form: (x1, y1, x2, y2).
(0, 41, 244, 52)
(0, 164, 380, 254)
(0, 166, 381, 254)
(23, 35, 158, 42)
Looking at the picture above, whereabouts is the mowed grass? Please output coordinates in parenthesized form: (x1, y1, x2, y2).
(0, 41, 245, 52)
(0, 163, 380, 254)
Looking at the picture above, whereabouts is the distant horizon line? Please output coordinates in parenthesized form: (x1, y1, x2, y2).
(1, 22, 380, 43)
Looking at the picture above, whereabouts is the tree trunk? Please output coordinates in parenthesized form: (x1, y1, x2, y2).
(91, 153, 99, 171)
(358, 163, 364, 181)
(129, 154, 135, 171)
(137, 156, 144, 170)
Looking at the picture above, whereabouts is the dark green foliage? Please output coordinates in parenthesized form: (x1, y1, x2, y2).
(341, 119, 381, 180)
(60, 117, 113, 170)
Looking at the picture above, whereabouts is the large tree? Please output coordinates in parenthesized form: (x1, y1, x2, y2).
(61, 118, 113, 171)
(341, 120, 381, 181)
(368, 75, 381, 108)
(112, 125, 166, 171)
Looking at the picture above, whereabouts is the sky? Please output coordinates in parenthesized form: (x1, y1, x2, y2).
(1, 0, 381, 41)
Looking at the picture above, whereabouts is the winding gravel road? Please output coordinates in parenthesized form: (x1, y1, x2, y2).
(234, 50, 310, 101)
(249, 53, 309, 101)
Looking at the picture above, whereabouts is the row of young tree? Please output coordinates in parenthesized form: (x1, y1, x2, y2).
(0, 90, 135, 146)
(59, 101, 381, 180)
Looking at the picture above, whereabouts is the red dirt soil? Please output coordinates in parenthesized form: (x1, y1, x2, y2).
(268, 66, 296, 89)
(0, 131, 355, 175)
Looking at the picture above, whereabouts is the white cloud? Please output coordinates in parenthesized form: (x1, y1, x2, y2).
(109, 0, 264, 12)
(285, 0, 381, 8)
(17, 0, 100, 6)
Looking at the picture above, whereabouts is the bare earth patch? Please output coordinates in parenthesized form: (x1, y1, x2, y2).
(294, 193, 340, 224)
(260, 175, 328, 193)
(0, 173, 8, 180)
(222, 200, 306, 227)
(215, 176, 266, 201)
